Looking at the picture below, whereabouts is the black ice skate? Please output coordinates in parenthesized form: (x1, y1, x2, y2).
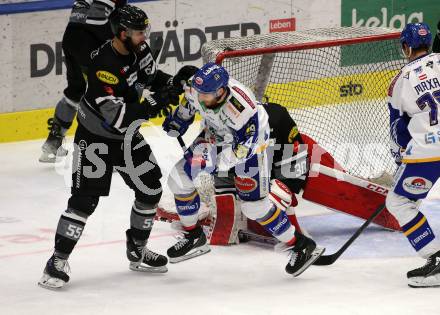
(38, 254, 70, 290)
(126, 229, 168, 273)
(39, 118, 68, 163)
(167, 224, 211, 263)
(277, 231, 325, 277)
(407, 250, 440, 288)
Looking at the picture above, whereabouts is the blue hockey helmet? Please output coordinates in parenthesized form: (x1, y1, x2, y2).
(400, 23, 432, 49)
(192, 62, 229, 94)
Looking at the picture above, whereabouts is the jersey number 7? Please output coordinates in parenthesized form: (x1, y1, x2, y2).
(416, 90, 440, 126)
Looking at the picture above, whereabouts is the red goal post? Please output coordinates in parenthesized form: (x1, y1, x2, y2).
(202, 27, 406, 183)
(214, 32, 401, 63)
(153, 28, 407, 235)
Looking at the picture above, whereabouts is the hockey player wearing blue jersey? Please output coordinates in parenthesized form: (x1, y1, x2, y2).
(386, 23, 440, 288)
(162, 62, 324, 276)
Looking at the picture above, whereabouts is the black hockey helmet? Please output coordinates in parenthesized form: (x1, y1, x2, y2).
(110, 4, 151, 38)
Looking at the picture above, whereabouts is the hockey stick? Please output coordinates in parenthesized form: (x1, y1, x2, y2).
(151, 35, 164, 61)
(177, 135, 188, 152)
(313, 203, 386, 266)
(237, 230, 278, 245)
(156, 206, 280, 246)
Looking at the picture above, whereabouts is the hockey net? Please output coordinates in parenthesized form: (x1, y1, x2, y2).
(157, 27, 406, 239)
(201, 26, 405, 185)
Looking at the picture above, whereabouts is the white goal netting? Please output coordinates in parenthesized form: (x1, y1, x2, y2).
(201, 27, 406, 184)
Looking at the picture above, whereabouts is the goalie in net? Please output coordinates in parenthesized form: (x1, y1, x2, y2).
(196, 26, 408, 236)
(157, 27, 409, 246)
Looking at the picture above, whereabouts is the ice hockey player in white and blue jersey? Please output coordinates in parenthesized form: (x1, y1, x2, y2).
(162, 62, 324, 276)
(386, 23, 440, 288)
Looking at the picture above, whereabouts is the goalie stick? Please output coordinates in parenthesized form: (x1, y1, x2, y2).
(313, 203, 386, 265)
(234, 190, 387, 265)
(305, 163, 392, 265)
(236, 203, 386, 265)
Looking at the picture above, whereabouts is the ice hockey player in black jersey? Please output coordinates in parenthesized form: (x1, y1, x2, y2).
(253, 102, 308, 232)
(38, 4, 197, 289)
(264, 102, 308, 195)
(39, 0, 127, 163)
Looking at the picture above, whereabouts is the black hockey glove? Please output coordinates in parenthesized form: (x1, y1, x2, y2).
(147, 103, 173, 119)
(143, 87, 177, 119)
(155, 84, 180, 106)
(170, 65, 199, 93)
(114, 0, 127, 8)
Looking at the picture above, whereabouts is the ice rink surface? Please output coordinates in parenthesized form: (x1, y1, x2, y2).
(1, 123, 440, 315)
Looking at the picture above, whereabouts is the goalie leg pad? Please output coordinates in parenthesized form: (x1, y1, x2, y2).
(207, 194, 239, 245)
